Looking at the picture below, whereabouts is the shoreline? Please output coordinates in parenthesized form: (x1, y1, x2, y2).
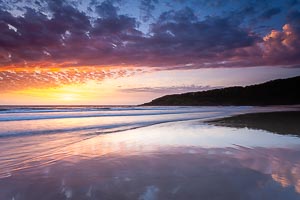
(206, 111, 300, 136)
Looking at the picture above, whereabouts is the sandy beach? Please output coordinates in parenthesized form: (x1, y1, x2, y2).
(0, 106, 299, 199)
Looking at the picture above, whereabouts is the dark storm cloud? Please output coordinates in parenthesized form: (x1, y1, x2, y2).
(95, 0, 118, 18)
(260, 7, 281, 20)
(287, 9, 300, 25)
(140, 0, 158, 22)
(288, 0, 300, 7)
(173, 0, 229, 8)
(0, 0, 300, 70)
(153, 8, 256, 49)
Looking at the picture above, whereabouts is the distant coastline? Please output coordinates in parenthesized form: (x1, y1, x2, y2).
(142, 76, 300, 106)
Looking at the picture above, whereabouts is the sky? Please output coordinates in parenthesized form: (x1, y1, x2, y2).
(0, 0, 300, 105)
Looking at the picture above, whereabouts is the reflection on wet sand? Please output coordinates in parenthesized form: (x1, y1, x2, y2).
(2, 147, 300, 200)
(208, 111, 300, 136)
(1, 119, 300, 199)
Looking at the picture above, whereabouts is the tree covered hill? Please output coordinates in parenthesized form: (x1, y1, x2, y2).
(142, 76, 300, 106)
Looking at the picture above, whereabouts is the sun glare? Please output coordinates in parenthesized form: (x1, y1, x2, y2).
(0, 80, 122, 104)
(60, 94, 77, 101)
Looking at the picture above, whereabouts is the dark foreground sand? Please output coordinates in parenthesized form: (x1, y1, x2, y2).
(207, 111, 300, 136)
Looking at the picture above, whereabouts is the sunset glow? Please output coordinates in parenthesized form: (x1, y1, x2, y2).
(0, 0, 300, 104)
(1, 1, 300, 199)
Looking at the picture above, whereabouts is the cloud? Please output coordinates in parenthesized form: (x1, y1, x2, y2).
(262, 22, 300, 65)
(141, 9, 259, 67)
(139, 0, 158, 22)
(260, 7, 281, 19)
(0, 2, 299, 69)
(95, 0, 118, 18)
(120, 85, 218, 94)
(0, 67, 144, 92)
(0, 0, 300, 91)
(0, 4, 261, 69)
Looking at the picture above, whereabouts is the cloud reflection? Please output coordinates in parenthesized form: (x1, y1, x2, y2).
(0, 121, 300, 199)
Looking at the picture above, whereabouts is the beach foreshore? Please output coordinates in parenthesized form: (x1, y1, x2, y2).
(1, 106, 300, 199)
(206, 111, 300, 136)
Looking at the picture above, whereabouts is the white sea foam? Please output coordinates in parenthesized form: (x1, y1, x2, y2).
(0, 106, 254, 137)
(0, 105, 299, 138)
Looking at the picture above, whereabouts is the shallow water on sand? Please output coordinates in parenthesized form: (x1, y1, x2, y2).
(0, 106, 300, 200)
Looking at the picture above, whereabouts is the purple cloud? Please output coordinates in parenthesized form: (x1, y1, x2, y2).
(0, 0, 299, 80)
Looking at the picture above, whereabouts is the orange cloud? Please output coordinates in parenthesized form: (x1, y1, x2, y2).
(262, 24, 300, 64)
(0, 66, 145, 92)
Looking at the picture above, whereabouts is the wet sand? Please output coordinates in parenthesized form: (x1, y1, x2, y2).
(1, 107, 300, 199)
(207, 111, 300, 136)
(2, 146, 300, 200)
